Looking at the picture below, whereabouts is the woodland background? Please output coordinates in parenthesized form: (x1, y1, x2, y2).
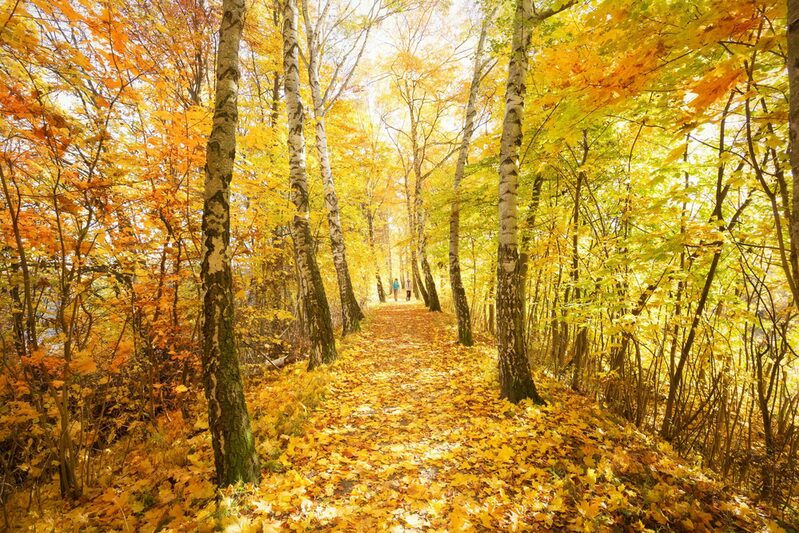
(1, 0, 798, 527)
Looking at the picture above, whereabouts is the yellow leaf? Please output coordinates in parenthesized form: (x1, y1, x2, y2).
(663, 143, 686, 165)
(448, 504, 471, 531)
(496, 445, 514, 462)
(406, 482, 426, 499)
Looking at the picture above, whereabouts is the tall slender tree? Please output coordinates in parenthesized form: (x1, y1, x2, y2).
(496, 0, 541, 403)
(200, 0, 260, 486)
(284, 0, 337, 368)
(401, 165, 428, 304)
(299, 0, 384, 334)
(787, 0, 799, 302)
(450, 12, 492, 345)
(408, 88, 443, 312)
(496, 0, 575, 403)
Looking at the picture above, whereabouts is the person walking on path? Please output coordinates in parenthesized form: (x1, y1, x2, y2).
(392, 278, 400, 301)
(406, 279, 412, 301)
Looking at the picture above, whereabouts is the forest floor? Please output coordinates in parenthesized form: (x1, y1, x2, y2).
(9, 304, 788, 532)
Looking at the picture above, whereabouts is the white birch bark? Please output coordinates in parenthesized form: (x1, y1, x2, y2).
(297, 0, 384, 325)
(303, 14, 364, 333)
(495, 0, 577, 402)
(201, 0, 260, 485)
(450, 14, 491, 346)
(496, 0, 540, 403)
(284, 0, 337, 368)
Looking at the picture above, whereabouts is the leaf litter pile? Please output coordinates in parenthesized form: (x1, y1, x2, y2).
(13, 304, 782, 531)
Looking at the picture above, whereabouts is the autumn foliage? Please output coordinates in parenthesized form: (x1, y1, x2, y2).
(2, 306, 786, 530)
(1, 0, 799, 530)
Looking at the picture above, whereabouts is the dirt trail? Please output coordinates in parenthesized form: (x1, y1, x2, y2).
(290, 304, 502, 528)
(276, 303, 772, 531)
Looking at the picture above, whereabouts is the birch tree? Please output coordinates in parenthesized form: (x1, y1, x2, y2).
(496, 0, 575, 403)
(450, 11, 493, 345)
(200, 0, 260, 485)
(284, 0, 338, 368)
(299, 0, 389, 333)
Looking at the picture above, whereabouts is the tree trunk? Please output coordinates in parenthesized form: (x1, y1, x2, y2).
(411, 251, 428, 304)
(387, 220, 394, 286)
(403, 171, 425, 303)
(661, 250, 721, 440)
(570, 157, 587, 391)
(364, 206, 386, 303)
(450, 16, 490, 345)
(417, 208, 441, 311)
(200, 0, 260, 486)
(496, 0, 542, 404)
(407, 88, 440, 311)
(0, 165, 38, 354)
(486, 256, 496, 335)
(376, 274, 386, 303)
(305, 27, 364, 335)
(399, 250, 405, 288)
(788, 0, 799, 297)
(518, 175, 544, 314)
(283, 0, 337, 369)
(661, 96, 734, 440)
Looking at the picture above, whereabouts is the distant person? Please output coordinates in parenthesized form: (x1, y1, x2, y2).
(392, 278, 400, 301)
(406, 280, 412, 301)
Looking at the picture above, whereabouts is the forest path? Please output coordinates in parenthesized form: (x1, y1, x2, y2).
(271, 303, 771, 531)
(290, 303, 505, 529)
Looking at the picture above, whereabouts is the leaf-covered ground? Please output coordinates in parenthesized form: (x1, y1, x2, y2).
(10, 304, 785, 531)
